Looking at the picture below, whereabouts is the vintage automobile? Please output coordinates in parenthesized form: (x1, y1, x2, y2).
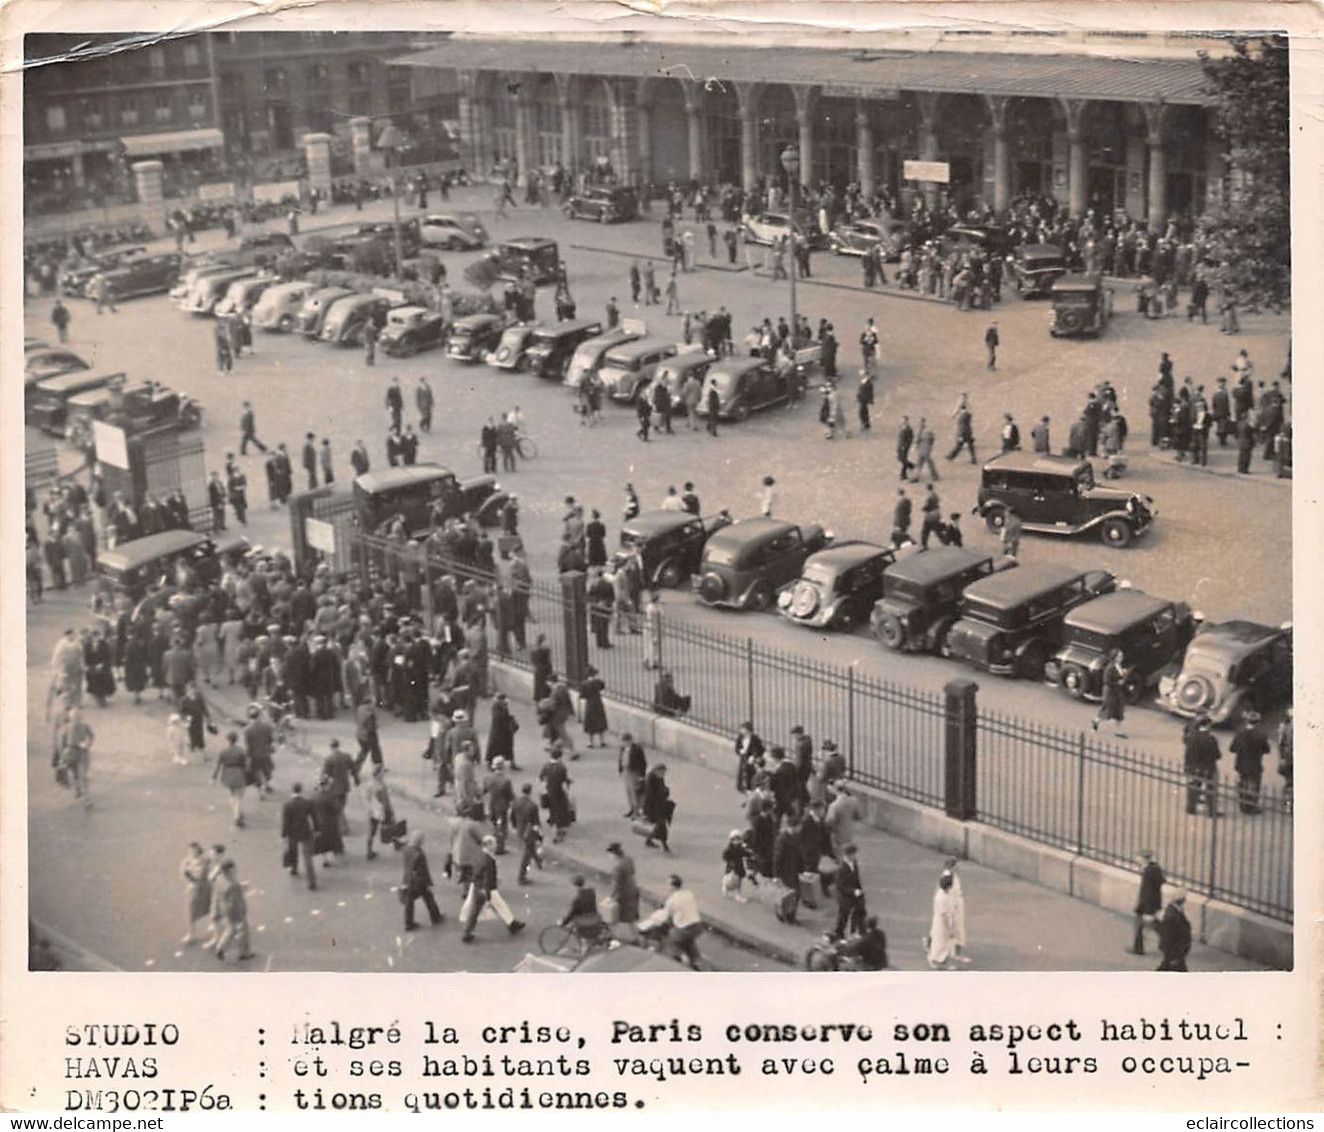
(651, 351, 714, 411)
(946, 563, 1117, 679)
(66, 381, 203, 448)
(943, 223, 1014, 258)
(420, 212, 489, 250)
(1008, 244, 1068, 297)
(975, 452, 1156, 549)
(320, 293, 393, 345)
(777, 541, 900, 631)
(218, 231, 298, 268)
(446, 313, 507, 361)
(25, 337, 49, 352)
(495, 237, 561, 285)
(741, 210, 828, 250)
(96, 529, 250, 602)
(694, 356, 800, 421)
(562, 326, 645, 389)
(354, 463, 506, 534)
(379, 305, 448, 357)
(695, 518, 831, 612)
(182, 266, 257, 315)
(827, 217, 907, 260)
(616, 509, 734, 589)
(1050, 273, 1113, 337)
(1045, 589, 1199, 702)
(1157, 620, 1293, 726)
(24, 347, 90, 389)
(597, 338, 680, 403)
(565, 185, 640, 223)
(171, 261, 245, 304)
(485, 323, 539, 371)
(59, 245, 150, 296)
(213, 275, 276, 318)
(251, 280, 318, 332)
(93, 252, 182, 301)
(523, 319, 606, 381)
(296, 286, 356, 338)
(352, 219, 422, 260)
(870, 547, 1004, 654)
(26, 370, 126, 434)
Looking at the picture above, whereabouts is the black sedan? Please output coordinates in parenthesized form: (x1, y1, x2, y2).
(379, 306, 448, 357)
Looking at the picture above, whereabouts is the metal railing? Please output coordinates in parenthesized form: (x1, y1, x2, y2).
(350, 532, 1292, 923)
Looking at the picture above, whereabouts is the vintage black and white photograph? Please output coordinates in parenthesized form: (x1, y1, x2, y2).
(20, 10, 1295, 984)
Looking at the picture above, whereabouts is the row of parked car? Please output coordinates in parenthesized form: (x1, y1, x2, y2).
(612, 503, 1291, 727)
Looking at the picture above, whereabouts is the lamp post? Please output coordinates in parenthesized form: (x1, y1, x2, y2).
(376, 123, 405, 279)
(780, 144, 800, 351)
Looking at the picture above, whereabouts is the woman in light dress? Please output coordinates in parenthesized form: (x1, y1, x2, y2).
(925, 863, 968, 970)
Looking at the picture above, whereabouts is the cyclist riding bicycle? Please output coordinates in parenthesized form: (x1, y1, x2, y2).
(559, 875, 607, 943)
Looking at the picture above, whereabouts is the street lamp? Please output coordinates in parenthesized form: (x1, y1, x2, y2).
(779, 144, 800, 356)
(376, 122, 405, 279)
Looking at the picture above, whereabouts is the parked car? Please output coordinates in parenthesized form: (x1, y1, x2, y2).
(485, 323, 539, 371)
(296, 287, 356, 338)
(67, 381, 203, 449)
(96, 529, 249, 602)
(183, 266, 256, 315)
(354, 463, 506, 534)
(495, 237, 561, 285)
(694, 356, 800, 421)
(171, 261, 243, 305)
(616, 509, 734, 589)
(1050, 274, 1113, 337)
(695, 518, 831, 611)
(943, 223, 1014, 258)
(320, 293, 393, 345)
(597, 338, 680, 402)
(651, 351, 714, 412)
(741, 211, 827, 249)
(354, 219, 422, 259)
(59, 245, 149, 296)
(523, 319, 605, 381)
(218, 231, 297, 268)
(1045, 589, 1198, 702)
(420, 212, 489, 250)
(24, 337, 49, 352)
(870, 547, 1004, 654)
(379, 305, 448, 357)
(974, 451, 1156, 549)
(446, 313, 507, 361)
(26, 371, 125, 434)
(565, 185, 639, 223)
(1157, 620, 1292, 726)
(777, 541, 900, 631)
(828, 217, 906, 260)
(1008, 244, 1067, 296)
(562, 326, 645, 389)
(24, 347, 89, 389)
(214, 275, 276, 318)
(251, 281, 317, 332)
(946, 563, 1117, 679)
(94, 252, 182, 300)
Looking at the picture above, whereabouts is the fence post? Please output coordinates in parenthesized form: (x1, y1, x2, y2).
(1076, 732, 1087, 856)
(1207, 777, 1221, 908)
(746, 638, 756, 726)
(943, 678, 978, 820)
(559, 571, 590, 687)
(846, 662, 856, 780)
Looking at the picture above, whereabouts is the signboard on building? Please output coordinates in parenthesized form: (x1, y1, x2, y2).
(903, 160, 951, 184)
(822, 85, 900, 101)
(252, 180, 301, 204)
(91, 421, 130, 470)
(198, 182, 236, 202)
(306, 518, 337, 554)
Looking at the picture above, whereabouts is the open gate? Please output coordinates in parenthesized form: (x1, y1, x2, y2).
(288, 484, 362, 574)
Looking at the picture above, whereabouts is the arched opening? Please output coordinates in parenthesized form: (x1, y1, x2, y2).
(1164, 104, 1209, 218)
(704, 85, 741, 186)
(757, 85, 798, 188)
(1082, 101, 1130, 217)
(815, 96, 857, 191)
(581, 79, 614, 178)
(529, 75, 562, 171)
(1007, 97, 1056, 199)
(933, 93, 989, 211)
(649, 79, 689, 183)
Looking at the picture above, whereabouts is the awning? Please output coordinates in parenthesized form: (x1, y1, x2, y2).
(120, 128, 225, 158)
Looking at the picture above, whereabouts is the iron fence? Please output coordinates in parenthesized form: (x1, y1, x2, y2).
(349, 532, 1292, 923)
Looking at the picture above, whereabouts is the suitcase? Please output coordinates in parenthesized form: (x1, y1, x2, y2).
(631, 820, 655, 838)
(798, 871, 820, 910)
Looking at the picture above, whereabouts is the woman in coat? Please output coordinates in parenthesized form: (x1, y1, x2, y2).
(1092, 648, 1129, 738)
(641, 763, 673, 852)
(538, 749, 573, 842)
(122, 628, 149, 705)
(148, 623, 170, 698)
(548, 681, 577, 756)
(179, 682, 212, 757)
(194, 617, 221, 686)
(180, 842, 212, 945)
(453, 745, 481, 816)
(211, 731, 250, 827)
(311, 777, 345, 863)
(530, 635, 554, 703)
(579, 667, 608, 748)
(485, 693, 519, 767)
(84, 629, 116, 706)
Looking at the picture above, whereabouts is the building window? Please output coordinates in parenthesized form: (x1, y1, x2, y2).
(182, 40, 201, 67)
(189, 92, 208, 122)
(45, 104, 67, 133)
(264, 68, 287, 94)
(120, 99, 140, 126)
(155, 95, 173, 123)
(348, 90, 371, 116)
(306, 63, 329, 86)
(79, 99, 103, 130)
(347, 61, 371, 87)
(147, 46, 166, 77)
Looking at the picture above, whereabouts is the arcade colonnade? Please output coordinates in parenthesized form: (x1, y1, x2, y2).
(451, 70, 1222, 224)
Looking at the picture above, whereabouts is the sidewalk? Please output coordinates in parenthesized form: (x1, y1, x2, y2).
(201, 672, 1263, 972)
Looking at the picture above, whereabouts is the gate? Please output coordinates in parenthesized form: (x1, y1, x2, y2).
(139, 433, 211, 531)
(288, 485, 361, 574)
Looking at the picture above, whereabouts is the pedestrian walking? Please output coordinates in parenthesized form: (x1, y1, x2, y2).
(1031, 415, 1051, 453)
(895, 415, 915, 480)
(758, 475, 776, 518)
(619, 732, 647, 818)
(856, 372, 875, 432)
(1183, 714, 1221, 817)
(580, 666, 608, 747)
(665, 271, 680, 315)
(51, 298, 70, 343)
(57, 707, 95, 806)
(629, 261, 641, 304)
(210, 860, 255, 962)
(705, 383, 721, 436)
(511, 784, 543, 884)
(1000, 413, 1021, 452)
(180, 842, 212, 945)
(1129, 849, 1165, 955)
(891, 488, 912, 546)
(832, 843, 867, 940)
(301, 433, 318, 490)
(607, 841, 641, 922)
(281, 782, 319, 890)
(1231, 711, 1270, 815)
(642, 763, 674, 852)
(239, 401, 267, 455)
(363, 319, 378, 366)
(459, 836, 525, 943)
(1156, 890, 1192, 971)
(539, 748, 573, 843)
(984, 321, 999, 371)
(416, 377, 435, 432)
(859, 318, 879, 374)
(401, 831, 444, 931)
(925, 868, 963, 969)
(1091, 648, 1128, 737)
(919, 483, 943, 549)
(947, 395, 977, 463)
(212, 731, 250, 827)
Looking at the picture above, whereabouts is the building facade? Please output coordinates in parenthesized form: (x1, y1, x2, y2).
(393, 31, 1228, 224)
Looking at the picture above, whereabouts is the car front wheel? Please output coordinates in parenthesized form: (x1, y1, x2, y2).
(746, 582, 773, 612)
(1100, 518, 1133, 548)
(1060, 663, 1088, 699)
(874, 613, 905, 651)
(656, 561, 685, 589)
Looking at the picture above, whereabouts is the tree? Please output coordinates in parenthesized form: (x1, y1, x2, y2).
(1200, 36, 1290, 309)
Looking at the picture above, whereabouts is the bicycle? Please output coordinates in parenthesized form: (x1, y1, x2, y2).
(538, 918, 619, 961)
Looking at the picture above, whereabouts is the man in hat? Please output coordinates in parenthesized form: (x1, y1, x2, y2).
(619, 732, 647, 818)
(243, 703, 276, 794)
(832, 843, 867, 940)
(460, 835, 525, 943)
(354, 697, 383, 773)
(1129, 849, 1166, 955)
(607, 841, 641, 923)
(734, 721, 764, 794)
(321, 738, 360, 837)
(401, 831, 443, 931)
(483, 757, 515, 853)
(281, 782, 319, 889)
(1183, 714, 1221, 817)
(1156, 888, 1192, 971)
(1230, 710, 1270, 815)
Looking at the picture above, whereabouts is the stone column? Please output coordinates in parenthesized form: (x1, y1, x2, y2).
(132, 159, 166, 231)
(70, 151, 86, 188)
(684, 86, 705, 182)
(1061, 99, 1087, 217)
(349, 116, 373, 176)
(917, 92, 941, 209)
(637, 100, 653, 186)
(559, 93, 579, 174)
(986, 96, 1010, 213)
(1145, 103, 1169, 231)
(610, 81, 641, 184)
(1204, 123, 1227, 213)
(793, 86, 818, 189)
(855, 100, 875, 197)
(513, 91, 532, 185)
(303, 132, 333, 196)
(735, 82, 763, 192)
(455, 72, 489, 176)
